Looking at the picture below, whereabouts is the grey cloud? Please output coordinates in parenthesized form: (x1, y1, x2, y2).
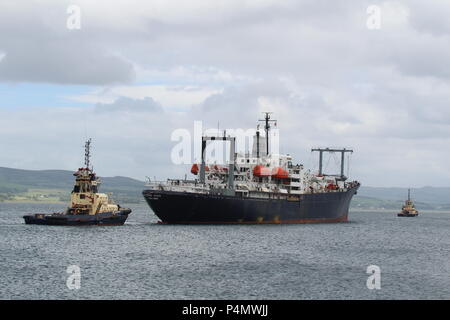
(1, 0, 449, 86)
(2, 1, 450, 187)
(0, 44, 135, 85)
(385, 35, 450, 80)
(95, 96, 163, 113)
(0, 3, 135, 85)
(408, 0, 450, 36)
(0, 106, 174, 180)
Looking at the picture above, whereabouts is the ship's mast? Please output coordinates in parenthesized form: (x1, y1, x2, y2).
(256, 126, 260, 159)
(311, 147, 353, 180)
(408, 188, 410, 201)
(258, 112, 276, 156)
(84, 138, 92, 170)
(199, 135, 236, 191)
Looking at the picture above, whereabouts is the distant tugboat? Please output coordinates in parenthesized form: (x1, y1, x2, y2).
(397, 189, 418, 217)
(23, 139, 131, 226)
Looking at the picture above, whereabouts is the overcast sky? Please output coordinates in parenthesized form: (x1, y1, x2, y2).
(1, 0, 450, 187)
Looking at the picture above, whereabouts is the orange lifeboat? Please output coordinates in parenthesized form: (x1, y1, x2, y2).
(271, 167, 289, 179)
(190, 164, 210, 175)
(326, 183, 338, 190)
(253, 165, 272, 177)
(191, 164, 199, 175)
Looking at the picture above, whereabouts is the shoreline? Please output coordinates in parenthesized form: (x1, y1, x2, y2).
(0, 200, 65, 204)
(350, 208, 450, 214)
(0, 200, 143, 205)
(1, 201, 449, 214)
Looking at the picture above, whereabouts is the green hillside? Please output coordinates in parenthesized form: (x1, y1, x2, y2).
(1, 166, 450, 209)
(357, 186, 450, 204)
(0, 167, 145, 203)
(351, 195, 439, 210)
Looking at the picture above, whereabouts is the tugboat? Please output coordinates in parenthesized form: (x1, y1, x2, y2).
(397, 189, 419, 217)
(143, 113, 360, 224)
(23, 139, 131, 226)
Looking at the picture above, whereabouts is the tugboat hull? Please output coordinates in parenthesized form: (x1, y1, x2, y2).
(143, 185, 359, 224)
(397, 212, 418, 217)
(23, 209, 131, 226)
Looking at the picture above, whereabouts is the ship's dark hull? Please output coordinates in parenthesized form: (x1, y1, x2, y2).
(142, 185, 359, 224)
(23, 209, 131, 226)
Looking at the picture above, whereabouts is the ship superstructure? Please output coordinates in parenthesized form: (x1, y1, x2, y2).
(23, 139, 131, 226)
(143, 113, 360, 224)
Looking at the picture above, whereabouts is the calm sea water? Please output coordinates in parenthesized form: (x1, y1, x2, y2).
(0, 202, 449, 300)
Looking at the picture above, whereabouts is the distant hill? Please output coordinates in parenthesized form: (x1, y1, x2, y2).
(1, 166, 450, 209)
(357, 186, 450, 204)
(0, 167, 145, 203)
(353, 186, 450, 210)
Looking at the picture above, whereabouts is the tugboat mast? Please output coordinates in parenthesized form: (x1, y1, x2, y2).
(258, 112, 276, 155)
(84, 138, 92, 170)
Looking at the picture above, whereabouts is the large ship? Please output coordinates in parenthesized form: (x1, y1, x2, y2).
(143, 113, 360, 224)
(23, 139, 131, 226)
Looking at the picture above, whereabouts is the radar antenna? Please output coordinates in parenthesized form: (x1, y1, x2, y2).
(84, 138, 92, 170)
(258, 112, 277, 155)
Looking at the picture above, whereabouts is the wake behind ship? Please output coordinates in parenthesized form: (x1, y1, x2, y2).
(143, 113, 360, 224)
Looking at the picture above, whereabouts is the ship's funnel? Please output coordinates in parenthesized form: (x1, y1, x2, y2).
(252, 134, 267, 157)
